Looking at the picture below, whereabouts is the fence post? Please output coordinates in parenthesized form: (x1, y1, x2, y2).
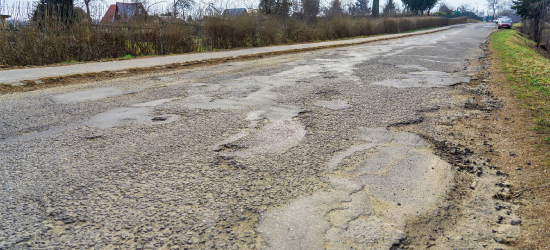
(160, 21, 165, 55)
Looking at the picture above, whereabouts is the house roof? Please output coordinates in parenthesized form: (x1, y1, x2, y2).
(222, 8, 247, 18)
(100, 2, 146, 23)
(116, 2, 143, 20)
(100, 4, 116, 23)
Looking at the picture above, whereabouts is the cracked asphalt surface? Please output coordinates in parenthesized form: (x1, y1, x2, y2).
(1, 23, 502, 249)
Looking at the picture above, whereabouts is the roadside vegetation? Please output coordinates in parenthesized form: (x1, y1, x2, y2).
(492, 28, 550, 136)
(490, 24, 550, 248)
(0, 14, 466, 67)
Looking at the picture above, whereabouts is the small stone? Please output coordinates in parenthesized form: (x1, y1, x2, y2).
(511, 220, 521, 225)
(470, 180, 477, 189)
(494, 237, 504, 243)
(516, 167, 521, 170)
(526, 162, 531, 165)
(63, 217, 76, 224)
(496, 170, 503, 175)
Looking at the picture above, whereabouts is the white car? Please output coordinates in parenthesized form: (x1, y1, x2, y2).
(493, 16, 509, 23)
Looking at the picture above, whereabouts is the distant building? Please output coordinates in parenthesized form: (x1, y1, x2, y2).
(222, 8, 248, 18)
(1, 14, 11, 28)
(100, 2, 147, 23)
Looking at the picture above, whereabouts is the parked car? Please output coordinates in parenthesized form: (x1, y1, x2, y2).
(498, 19, 513, 29)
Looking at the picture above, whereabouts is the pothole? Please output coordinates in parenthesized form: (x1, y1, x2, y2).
(371, 71, 470, 88)
(151, 117, 168, 122)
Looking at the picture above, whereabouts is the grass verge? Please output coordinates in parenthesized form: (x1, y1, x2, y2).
(491, 27, 550, 136)
(489, 25, 550, 248)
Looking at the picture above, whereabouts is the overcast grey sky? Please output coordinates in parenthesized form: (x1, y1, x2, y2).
(0, 0, 508, 20)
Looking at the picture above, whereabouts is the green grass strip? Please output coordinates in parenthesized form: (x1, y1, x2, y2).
(490, 27, 550, 136)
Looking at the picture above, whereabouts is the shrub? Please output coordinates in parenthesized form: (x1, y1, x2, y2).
(258, 17, 281, 46)
(282, 19, 310, 43)
(0, 15, 467, 66)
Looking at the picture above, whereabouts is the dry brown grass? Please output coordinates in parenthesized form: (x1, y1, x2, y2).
(0, 21, 195, 66)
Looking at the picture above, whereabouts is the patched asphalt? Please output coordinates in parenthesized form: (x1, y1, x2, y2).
(0, 23, 501, 249)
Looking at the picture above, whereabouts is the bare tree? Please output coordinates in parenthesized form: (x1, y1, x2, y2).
(260, 0, 292, 17)
(83, 0, 93, 18)
(438, 2, 453, 15)
(274, 0, 292, 18)
(458, 4, 471, 13)
(173, 0, 194, 17)
(290, 0, 301, 13)
(260, 0, 274, 14)
(74, 0, 97, 19)
(487, 0, 501, 18)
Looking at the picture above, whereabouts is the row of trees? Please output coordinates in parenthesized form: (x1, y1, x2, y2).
(257, 0, 370, 19)
(256, 0, 442, 19)
(30, 0, 470, 25)
(512, 0, 550, 46)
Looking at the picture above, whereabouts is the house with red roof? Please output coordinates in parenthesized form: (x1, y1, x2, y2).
(100, 2, 148, 23)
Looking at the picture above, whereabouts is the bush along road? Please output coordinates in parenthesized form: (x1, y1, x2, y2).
(0, 23, 533, 249)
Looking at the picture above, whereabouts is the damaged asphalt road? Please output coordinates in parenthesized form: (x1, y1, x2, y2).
(0, 23, 518, 249)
